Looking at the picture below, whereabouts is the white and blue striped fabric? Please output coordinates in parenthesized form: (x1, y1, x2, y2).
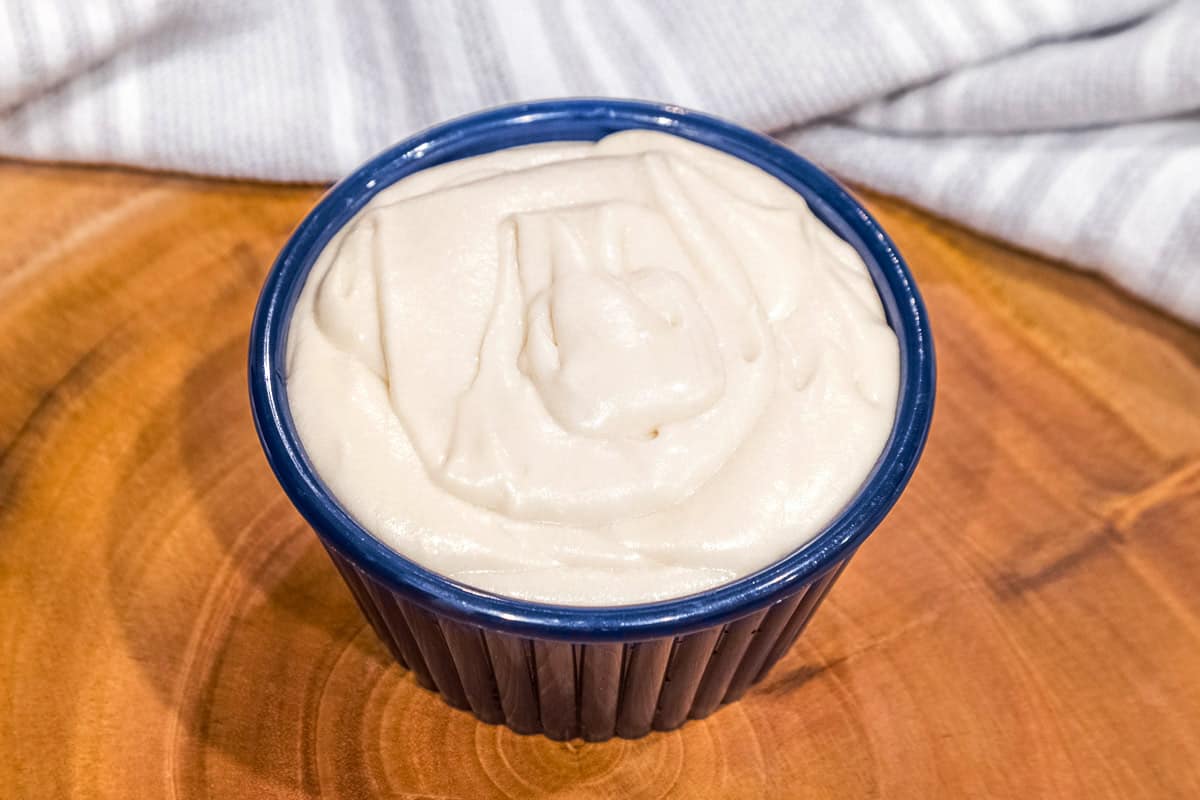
(2, 0, 1197, 323)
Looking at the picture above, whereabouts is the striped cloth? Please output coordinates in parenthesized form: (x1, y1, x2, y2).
(2, 0, 1197, 324)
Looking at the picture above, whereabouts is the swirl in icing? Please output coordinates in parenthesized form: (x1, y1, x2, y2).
(286, 130, 899, 605)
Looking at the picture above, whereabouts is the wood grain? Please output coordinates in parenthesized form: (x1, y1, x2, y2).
(1, 159, 1198, 798)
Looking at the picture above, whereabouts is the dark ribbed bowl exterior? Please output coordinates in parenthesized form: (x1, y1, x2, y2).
(326, 543, 849, 741)
(250, 100, 935, 742)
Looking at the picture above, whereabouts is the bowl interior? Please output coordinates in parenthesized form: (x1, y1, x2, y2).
(249, 99, 935, 642)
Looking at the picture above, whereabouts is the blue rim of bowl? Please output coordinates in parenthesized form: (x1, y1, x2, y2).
(249, 99, 935, 643)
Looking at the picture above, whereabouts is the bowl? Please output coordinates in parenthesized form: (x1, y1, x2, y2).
(249, 98, 935, 740)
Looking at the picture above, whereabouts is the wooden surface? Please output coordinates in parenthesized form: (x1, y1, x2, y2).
(1, 159, 1198, 799)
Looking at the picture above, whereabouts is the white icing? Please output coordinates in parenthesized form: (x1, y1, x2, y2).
(286, 130, 899, 605)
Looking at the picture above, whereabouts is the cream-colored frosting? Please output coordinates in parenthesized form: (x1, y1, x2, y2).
(286, 130, 899, 605)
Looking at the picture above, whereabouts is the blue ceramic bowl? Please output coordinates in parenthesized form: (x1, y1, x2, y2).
(249, 99, 935, 740)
